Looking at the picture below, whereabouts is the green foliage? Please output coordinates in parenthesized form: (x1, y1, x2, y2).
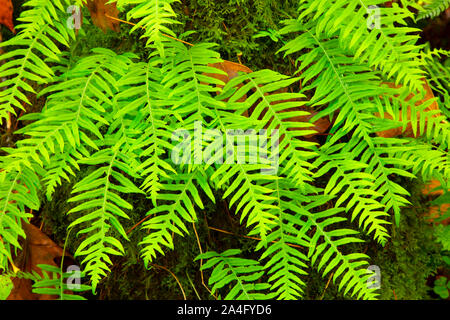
(11, 263, 91, 300)
(435, 224, 450, 251)
(0, 167, 39, 270)
(417, 0, 450, 20)
(0, 0, 449, 301)
(196, 249, 273, 300)
(433, 276, 450, 299)
(0, 0, 82, 126)
(113, 0, 180, 57)
(420, 46, 450, 116)
(294, 0, 426, 91)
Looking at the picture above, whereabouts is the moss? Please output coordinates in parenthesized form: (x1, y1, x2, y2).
(171, 0, 298, 74)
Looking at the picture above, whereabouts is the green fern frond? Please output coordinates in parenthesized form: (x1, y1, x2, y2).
(302, 196, 379, 300)
(211, 163, 280, 240)
(40, 149, 84, 201)
(68, 139, 144, 292)
(280, 19, 416, 227)
(256, 178, 313, 300)
(0, 49, 133, 176)
(114, 0, 181, 56)
(162, 42, 227, 127)
(139, 167, 214, 266)
(417, 0, 450, 20)
(278, 20, 388, 133)
(196, 249, 274, 300)
(294, 1, 426, 91)
(28, 264, 91, 300)
(0, 0, 77, 125)
(420, 46, 450, 109)
(389, 139, 450, 182)
(219, 69, 318, 189)
(313, 148, 391, 245)
(115, 57, 176, 205)
(0, 167, 40, 270)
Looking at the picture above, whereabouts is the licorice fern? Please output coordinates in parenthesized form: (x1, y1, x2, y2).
(0, 0, 449, 301)
(10, 263, 91, 300)
(0, 0, 84, 126)
(296, 0, 426, 91)
(113, 0, 181, 56)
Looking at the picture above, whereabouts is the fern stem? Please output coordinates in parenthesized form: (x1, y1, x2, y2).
(59, 227, 73, 300)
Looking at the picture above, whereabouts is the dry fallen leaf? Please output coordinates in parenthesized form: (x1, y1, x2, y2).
(204, 60, 253, 116)
(0, 0, 15, 33)
(86, 0, 120, 33)
(7, 223, 75, 300)
(375, 79, 442, 138)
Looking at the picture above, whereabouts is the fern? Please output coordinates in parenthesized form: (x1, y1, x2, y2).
(31, 264, 91, 300)
(279, 18, 416, 230)
(304, 200, 378, 300)
(0, 167, 40, 271)
(295, 0, 426, 91)
(0, 0, 81, 125)
(420, 47, 450, 111)
(196, 249, 274, 300)
(67, 139, 144, 292)
(255, 179, 313, 300)
(417, 0, 450, 20)
(115, 57, 176, 205)
(11, 264, 91, 300)
(113, 0, 181, 56)
(1, 0, 449, 300)
(139, 167, 213, 266)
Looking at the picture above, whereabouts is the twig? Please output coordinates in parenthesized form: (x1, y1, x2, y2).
(223, 199, 235, 225)
(208, 225, 304, 249)
(126, 213, 154, 235)
(192, 222, 217, 299)
(319, 272, 334, 300)
(13, 110, 24, 132)
(6, 112, 11, 131)
(150, 263, 186, 300)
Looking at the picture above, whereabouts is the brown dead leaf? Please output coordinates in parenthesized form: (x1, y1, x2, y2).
(421, 179, 450, 225)
(375, 79, 442, 138)
(204, 60, 253, 116)
(86, 0, 120, 33)
(0, 0, 15, 33)
(205, 61, 253, 89)
(7, 223, 76, 300)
